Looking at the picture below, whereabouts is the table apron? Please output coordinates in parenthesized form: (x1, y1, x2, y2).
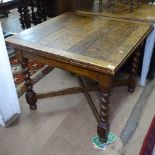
(22, 51, 113, 81)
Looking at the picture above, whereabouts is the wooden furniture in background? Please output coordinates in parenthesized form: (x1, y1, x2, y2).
(77, 2, 155, 23)
(39, 0, 94, 17)
(30, 0, 71, 18)
(29, 0, 47, 25)
(41, 0, 56, 17)
(6, 13, 152, 142)
(0, 0, 31, 29)
(42, 0, 71, 17)
(28, 0, 152, 21)
(105, 0, 143, 13)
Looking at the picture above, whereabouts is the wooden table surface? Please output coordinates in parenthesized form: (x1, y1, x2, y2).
(5, 13, 153, 142)
(77, 3, 155, 23)
(77, 2, 155, 84)
(6, 13, 152, 75)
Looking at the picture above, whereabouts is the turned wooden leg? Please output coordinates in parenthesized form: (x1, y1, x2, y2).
(36, 0, 45, 24)
(97, 75, 112, 142)
(130, 0, 134, 12)
(99, 0, 103, 12)
(23, 7, 31, 29)
(30, 0, 38, 25)
(22, 57, 37, 110)
(128, 48, 141, 93)
(18, 7, 25, 29)
(110, 0, 114, 12)
(40, 2, 47, 22)
(97, 91, 110, 142)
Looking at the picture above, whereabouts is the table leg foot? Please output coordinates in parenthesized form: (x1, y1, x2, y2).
(25, 92, 37, 110)
(128, 48, 140, 93)
(22, 57, 37, 110)
(97, 90, 110, 142)
(97, 122, 110, 142)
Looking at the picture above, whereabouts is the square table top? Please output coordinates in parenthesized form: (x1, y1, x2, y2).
(5, 13, 153, 75)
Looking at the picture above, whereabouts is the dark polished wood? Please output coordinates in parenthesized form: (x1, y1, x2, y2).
(0, 0, 30, 29)
(18, 7, 25, 29)
(98, 74, 112, 142)
(6, 13, 152, 142)
(130, 0, 134, 12)
(128, 45, 141, 92)
(37, 85, 98, 99)
(21, 56, 37, 110)
(42, 0, 56, 17)
(29, 0, 47, 25)
(36, 0, 47, 22)
(39, 0, 71, 17)
(40, 0, 95, 17)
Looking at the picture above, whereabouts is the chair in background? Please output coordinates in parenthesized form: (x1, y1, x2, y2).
(29, 0, 47, 25)
(0, 0, 31, 29)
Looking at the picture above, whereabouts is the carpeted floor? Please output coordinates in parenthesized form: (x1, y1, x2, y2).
(10, 55, 53, 96)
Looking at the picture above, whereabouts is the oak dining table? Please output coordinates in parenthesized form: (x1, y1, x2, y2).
(5, 13, 153, 142)
(77, 2, 155, 85)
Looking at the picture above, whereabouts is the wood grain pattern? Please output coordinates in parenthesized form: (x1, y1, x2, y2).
(77, 3, 155, 23)
(5, 13, 152, 142)
(5, 13, 152, 75)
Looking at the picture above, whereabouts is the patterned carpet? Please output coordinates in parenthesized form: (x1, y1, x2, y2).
(10, 55, 53, 97)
